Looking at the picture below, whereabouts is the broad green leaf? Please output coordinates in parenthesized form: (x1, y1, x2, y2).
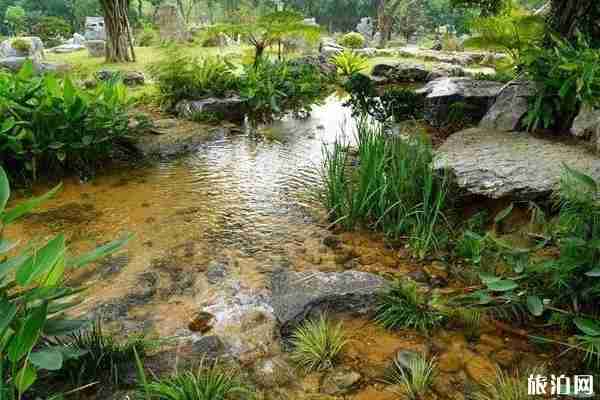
(479, 273, 501, 284)
(42, 252, 65, 286)
(0, 298, 17, 337)
(526, 295, 544, 317)
(8, 302, 47, 362)
(15, 363, 37, 394)
(67, 233, 133, 268)
(2, 183, 62, 224)
(585, 268, 600, 277)
(494, 203, 514, 224)
(574, 317, 600, 337)
(0, 252, 30, 280)
(30, 349, 63, 371)
(0, 166, 9, 214)
(17, 234, 65, 286)
(487, 279, 518, 292)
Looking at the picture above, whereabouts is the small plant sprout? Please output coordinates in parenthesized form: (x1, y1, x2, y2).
(389, 353, 437, 400)
(290, 314, 348, 371)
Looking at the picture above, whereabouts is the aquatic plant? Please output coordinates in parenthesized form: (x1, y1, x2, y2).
(321, 118, 449, 258)
(290, 314, 347, 371)
(142, 361, 250, 400)
(50, 320, 150, 387)
(0, 166, 131, 399)
(375, 280, 447, 333)
(389, 353, 437, 399)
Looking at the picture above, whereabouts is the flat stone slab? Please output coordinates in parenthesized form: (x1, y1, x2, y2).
(271, 269, 387, 335)
(435, 128, 600, 199)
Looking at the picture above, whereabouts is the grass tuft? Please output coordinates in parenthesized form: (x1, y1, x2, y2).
(474, 366, 546, 400)
(290, 315, 347, 371)
(389, 353, 437, 399)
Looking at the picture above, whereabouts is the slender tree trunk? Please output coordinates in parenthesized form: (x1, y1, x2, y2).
(100, 0, 136, 62)
(547, 0, 599, 44)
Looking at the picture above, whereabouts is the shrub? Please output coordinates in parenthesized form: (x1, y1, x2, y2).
(322, 119, 449, 257)
(330, 50, 368, 78)
(240, 59, 326, 122)
(142, 362, 250, 400)
(380, 88, 424, 122)
(0, 62, 131, 181)
(375, 280, 447, 333)
(31, 16, 72, 48)
(10, 38, 30, 53)
(389, 353, 437, 399)
(290, 315, 347, 371)
(522, 35, 600, 131)
(474, 366, 546, 400)
(339, 32, 366, 49)
(149, 48, 239, 108)
(137, 24, 157, 47)
(0, 166, 131, 399)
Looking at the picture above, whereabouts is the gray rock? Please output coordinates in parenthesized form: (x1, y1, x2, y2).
(320, 41, 343, 57)
(416, 77, 503, 127)
(0, 57, 67, 74)
(96, 70, 145, 86)
(394, 350, 420, 372)
(435, 127, 600, 199)
(191, 335, 226, 360)
(271, 269, 387, 335)
(480, 80, 535, 132)
(321, 369, 362, 395)
(0, 37, 45, 60)
(571, 105, 600, 139)
(371, 61, 466, 84)
(252, 356, 296, 388)
(50, 44, 86, 54)
(354, 47, 377, 57)
(73, 33, 86, 46)
(291, 55, 337, 76)
(175, 97, 245, 123)
(85, 16, 106, 41)
(86, 39, 105, 57)
(206, 261, 228, 284)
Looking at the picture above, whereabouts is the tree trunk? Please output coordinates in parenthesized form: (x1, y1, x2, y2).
(100, 0, 136, 62)
(547, 0, 599, 43)
(377, 0, 391, 48)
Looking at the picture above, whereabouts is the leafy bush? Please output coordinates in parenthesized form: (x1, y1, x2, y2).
(240, 59, 326, 122)
(137, 24, 158, 47)
(322, 118, 449, 257)
(0, 166, 131, 399)
(10, 38, 30, 54)
(331, 50, 368, 78)
(522, 35, 600, 131)
(339, 32, 366, 49)
(290, 315, 347, 371)
(380, 88, 424, 122)
(376, 280, 447, 333)
(389, 353, 437, 400)
(31, 16, 72, 48)
(149, 49, 239, 108)
(0, 62, 131, 181)
(142, 361, 250, 400)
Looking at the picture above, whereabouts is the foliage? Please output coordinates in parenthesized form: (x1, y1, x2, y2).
(149, 48, 239, 108)
(380, 88, 425, 122)
(50, 321, 149, 387)
(137, 23, 157, 47)
(290, 315, 347, 371)
(522, 35, 600, 131)
(450, 0, 508, 16)
(0, 62, 131, 181)
(376, 280, 447, 333)
(31, 16, 72, 48)
(4, 5, 25, 35)
(330, 50, 368, 78)
(389, 353, 437, 399)
(474, 366, 546, 400)
(9, 37, 29, 53)
(142, 362, 250, 400)
(339, 32, 365, 49)
(240, 58, 326, 122)
(322, 118, 449, 257)
(0, 166, 132, 399)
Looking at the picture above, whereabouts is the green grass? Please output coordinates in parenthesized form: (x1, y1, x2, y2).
(290, 315, 347, 372)
(375, 280, 448, 334)
(474, 366, 545, 400)
(389, 353, 437, 399)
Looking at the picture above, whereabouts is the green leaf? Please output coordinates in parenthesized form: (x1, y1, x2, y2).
(0, 252, 30, 280)
(494, 203, 514, 224)
(487, 279, 518, 292)
(67, 233, 133, 268)
(0, 298, 17, 337)
(16, 234, 65, 286)
(479, 273, 501, 284)
(30, 349, 63, 371)
(574, 317, 600, 337)
(8, 302, 47, 363)
(0, 166, 9, 214)
(526, 295, 544, 317)
(15, 363, 37, 394)
(2, 183, 62, 224)
(585, 268, 600, 277)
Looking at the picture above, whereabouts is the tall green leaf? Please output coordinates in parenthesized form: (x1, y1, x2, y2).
(16, 234, 65, 286)
(67, 233, 133, 268)
(0, 166, 10, 214)
(2, 183, 61, 224)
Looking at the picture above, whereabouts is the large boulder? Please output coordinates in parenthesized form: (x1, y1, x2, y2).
(571, 105, 600, 138)
(435, 127, 600, 199)
(0, 37, 45, 60)
(175, 97, 245, 123)
(480, 80, 535, 132)
(371, 61, 465, 84)
(0, 57, 67, 74)
(271, 269, 387, 336)
(416, 77, 503, 127)
(320, 41, 344, 57)
(291, 55, 337, 76)
(50, 44, 86, 54)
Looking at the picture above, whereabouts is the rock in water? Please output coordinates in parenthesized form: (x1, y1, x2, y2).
(271, 269, 387, 335)
(371, 61, 466, 84)
(416, 77, 503, 127)
(435, 128, 600, 199)
(480, 80, 535, 132)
